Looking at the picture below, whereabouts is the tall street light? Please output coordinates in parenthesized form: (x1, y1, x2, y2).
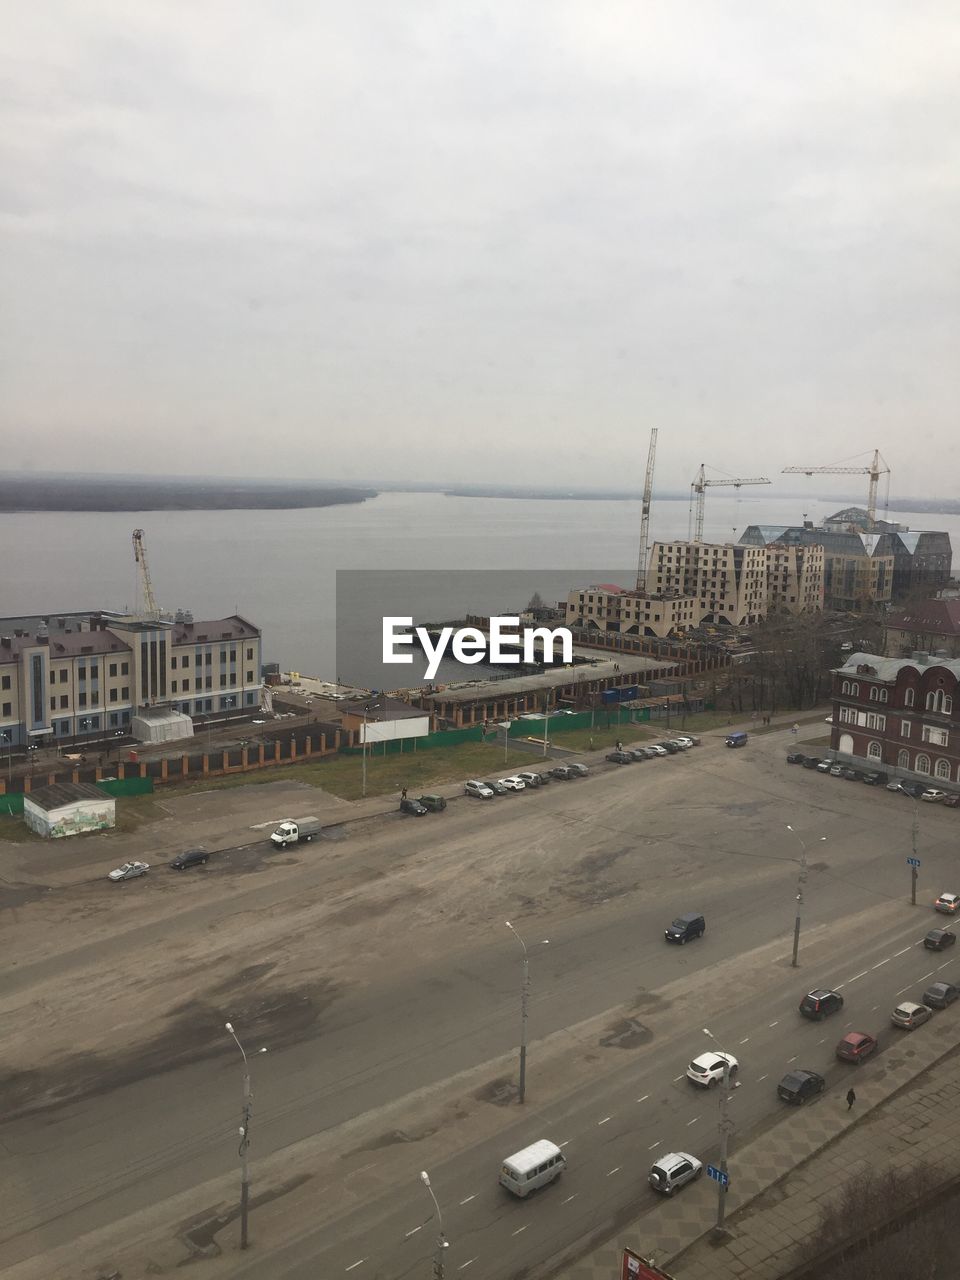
(703, 1027, 736, 1238)
(1, 730, 11, 783)
(361, 703, 370, 799)
(785, 825, 827, 968)
(504, 922, 548, 1103)
(224, 1021, 267, 1250)
(419, 1170, 448, 1279)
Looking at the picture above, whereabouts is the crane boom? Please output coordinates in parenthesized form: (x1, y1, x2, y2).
(690, 464, 771, 543)
(132, 529, 159, 617)
(635, 428, 658, 593)
(781, 449, 889, 524)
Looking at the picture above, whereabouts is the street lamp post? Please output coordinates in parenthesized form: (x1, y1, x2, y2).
(911, 800, 920, 905)
(504, 922, 549, 1103)
(1, 731, 11, 782)
(420, 1170, 448, 1279)
(542, 695, 551, 758)
(224, 1021, 267, 1250)
(703, 1027, 735, 1238)
(361, 704, 372, 799)
(786, 824, 826, 967)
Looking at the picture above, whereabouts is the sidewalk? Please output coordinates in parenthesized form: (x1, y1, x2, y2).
(555, 1015, 960, 1280)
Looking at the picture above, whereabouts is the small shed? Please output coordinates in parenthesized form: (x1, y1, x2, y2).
(23, 782, 116, 839)
(131, 707, 195, 744)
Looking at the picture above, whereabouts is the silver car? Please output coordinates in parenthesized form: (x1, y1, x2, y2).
(649, 1152, 703, 1195)
(108, 861, 150, 882)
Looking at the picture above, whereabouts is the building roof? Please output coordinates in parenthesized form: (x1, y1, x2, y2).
(26, 781, 112, 810)
(887, 600, 960, 637)
(341, 696, 428, 721)
(423, 655, 675, 704)
(837, 652, 960, 682)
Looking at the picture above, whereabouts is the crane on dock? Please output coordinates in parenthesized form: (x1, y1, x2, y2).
(635, 428, 658, 593)
(781, 449, 890, 526)
(132, 528, 160, 618)
(689, 464, 771, 543)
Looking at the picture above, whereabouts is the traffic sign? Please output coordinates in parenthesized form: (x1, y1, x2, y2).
(907, 857, 921, 867)
(707, 1164, 729, 1187)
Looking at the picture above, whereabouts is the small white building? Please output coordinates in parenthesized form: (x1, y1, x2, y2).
(131, 707, 195, 744)
(24, 782, 116, 839)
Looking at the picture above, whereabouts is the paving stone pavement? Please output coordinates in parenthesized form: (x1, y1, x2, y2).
(556, 1018, 960, 1279)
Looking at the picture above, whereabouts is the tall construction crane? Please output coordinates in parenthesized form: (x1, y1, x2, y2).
(690, 464, 771, 543)
(132, 528, 159, 617)
(781, 449, 890, 526)
(635, 427, 658, 593)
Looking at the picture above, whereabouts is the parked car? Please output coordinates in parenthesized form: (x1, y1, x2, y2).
(676, 734, 700, 746)
(829, 764, 845, 777)
(658, 741, 681, 754)
(668, 739, 691, 751)
(924, 928, 957, 951)
(892, 780, 925, 798)
(627, 748, 648, 761)
(835, 1031, 878, 1063)
(499, 776, 526, 792)
(665, 912, 705, 944)
(399, 798, 428, 815)
(944, 794, 960, 808)
(169, 849, 209, 870)
(109, 861, 150, 881)
(786, 752, 805, 764)
(891, 1001, 932, 1030)
(934, 891, 960, 914)
(842, 768, 862, 781)
(465, 780, 494, 799)
(649, 1152, 703, 1195)
(921, 789, 947, 803)
(686, 1051, 738, 1087)
(606, 750, 634, 764)
(816, 759, 833, 773)
(777, 1069, 825, 1104)
(549, 765, 574, 780)
(567, 762, 589, 776)
(799, 989, 844, 1021)
(515, 772, 543, 788)
(922, 981, 960, 1009)
(646, 745, 669, 757)
(533, 771, 553, 785)
(482, 779, 509, 795)
(801, 756, 821, 769)
(418, 793, 447, 812)
(862, 771, 888, 786)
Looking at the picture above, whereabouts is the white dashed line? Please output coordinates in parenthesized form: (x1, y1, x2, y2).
(872, 1006, 879, 1012)
(558, 1140, 571, 1148)
(405, 1226, 422, 1238)
(739, 1037, 750, 1044)
(649, 1140, 661, 1150)
(457, 1261, 477, 1272)
(757, 1074, 768, 1082)
(637, 1095, 649, 1103)
(673, 1074, 685, 1082)
(938, 961, 953, 971)
(835, 983, 845, 990)
(817, 1038, 826, 1045)
(459, 1194, 476, 1206)
(920, 972, 936, 981)
(894, 947, 912, 957)
(561, 1194, 577, 1204)
(768, 1021, 779, 1027)
(787, 1055, 797, 1063)
(598, 1116, 612, 1125)
(345, 1262, 365, 1274)
(872, 958, 890, 969)
(607, 1166, 621, 1176)
(512, 1225, 528, 1236)
(687, 1116, 700, 1126)
(847, 971, 869, 983)
(896, 984, 913, 996)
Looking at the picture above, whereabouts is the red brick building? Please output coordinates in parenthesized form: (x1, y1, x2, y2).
(831, 652, 960, 789)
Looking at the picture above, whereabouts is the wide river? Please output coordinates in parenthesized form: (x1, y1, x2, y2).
(1, 491, 955, 686)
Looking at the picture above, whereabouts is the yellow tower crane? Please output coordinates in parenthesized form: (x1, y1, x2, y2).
(689, 464, 771, 543)
(781, 449, 890, 526)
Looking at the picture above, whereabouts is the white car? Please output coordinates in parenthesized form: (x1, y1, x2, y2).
(673, 736, 696, 749)
(686, 1051, 738, 1087)
(921, 789, 946, 803)
(935, 892, 960, 914)
(649, 1151, 704, 1195)
(108, 861, 150, 882)
(500, 776, 526, 792)
(646, 744, 669, 757)
(464, 780, 494, 799)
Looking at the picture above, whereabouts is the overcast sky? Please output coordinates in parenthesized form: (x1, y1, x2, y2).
(3, 1, 958, 495)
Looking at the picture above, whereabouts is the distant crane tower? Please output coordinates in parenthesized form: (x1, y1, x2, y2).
(781, 449, 890, 526)
(689, 464, 771, 543)
(635, 428, 658, 593)
(132, 528, 159, 617)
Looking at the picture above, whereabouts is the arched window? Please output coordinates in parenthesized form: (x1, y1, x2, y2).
(841, 680, 850, 695)
(879, 689, 888, 703)
(926, 691, 937, 711)
(869, 687, 878, 701)
(905, 688, 915, 707)
(867, 741, 882, 760)
(936, 758, 951, 779)
(851, 682, 859, 696)
(945, 695, 954, 714)
(898, 749, 910, 769)
(916, 754, 931, 775)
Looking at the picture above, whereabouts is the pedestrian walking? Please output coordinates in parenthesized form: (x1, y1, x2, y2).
(401, 786, 407, 801)
(589, 736, 594, 751)
(792, 722, 799, 735)
(846, 1087, 856, 1111)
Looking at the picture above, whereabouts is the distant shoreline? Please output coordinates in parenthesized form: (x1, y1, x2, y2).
(0, 477, 377, 513)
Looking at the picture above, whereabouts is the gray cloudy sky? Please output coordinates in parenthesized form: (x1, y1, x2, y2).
(3, 1, 958, 494)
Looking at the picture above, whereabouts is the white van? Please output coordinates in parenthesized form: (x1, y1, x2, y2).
(498, 1139, 565, 1197)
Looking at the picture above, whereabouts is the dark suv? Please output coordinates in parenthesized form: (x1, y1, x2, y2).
(777, 1069, 825, 1104)
(170, 848, 209, 870)
(665, 913, 705, 945)
(799, 989, 844, 1021)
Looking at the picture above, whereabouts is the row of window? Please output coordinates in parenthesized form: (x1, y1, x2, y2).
(838, 705, 950, 746)
(863, 741, 958, 781)
(48, 710, 133, 735)
(840, 681, 955, 715)
(49, 688, 131, 711)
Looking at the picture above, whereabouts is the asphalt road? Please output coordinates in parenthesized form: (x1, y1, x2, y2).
(2, 730, 958, 1277)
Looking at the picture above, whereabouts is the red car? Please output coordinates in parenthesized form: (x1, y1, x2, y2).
(836, 1031, 878, 1064)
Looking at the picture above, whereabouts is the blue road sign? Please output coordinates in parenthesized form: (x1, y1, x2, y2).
(907, 857, 921, 867)
(707, 1165, 729, 1187)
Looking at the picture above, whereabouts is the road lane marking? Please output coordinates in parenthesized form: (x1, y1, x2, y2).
(847, 971, 869, 983)
(818, 1038, 826, 1045)
(872, 958, 890, 969)
(459, 1195, 476, 1205)
(513, 1225, 528, 1236)
(673, 1074, 685, 1081)
(558, 1140, 571, 1147)
(768, 1021, 779, 1027)
(637, 1095, 649, 1103)
(405, 1226, 422, 1238)
(787, 1056, 797, 1063)
(561, 1194, 577, 1204)
(649, 1140, 661, 1149)
(739, 1037, 750, 1044)
(598, 1116, 612, 1125)
(686, 1116, 700, 1126)
(921, 972, 936, 981)
(458, 1261, 477, 1272)
(894, 947, 912, 957)
(757, 1074, 768, 1082)
(607, 1166, 621, 1176)
(872, 1006, 879, 1012)
(345, 1262, 365, 1273)
(938, 961, 953, 970)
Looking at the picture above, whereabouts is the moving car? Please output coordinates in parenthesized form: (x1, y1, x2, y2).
(606, 750, 634, 764)
(418, 793, 447, 811)
(108, 861, 150, 881)
(799, 989, 844, 1021)
(835, 1031, 878, 1063)
(465, 780, 494, 799)
(499, 1139, 565, 1198)
(399, 798, 428, 815)
(567, 762, 589, 776)
(934, 892, 960, 914)
(649, 1152, 703, 1195)
(923, 928, 956, 951)
(922, 982, 960, 1009)
(891, 1001, 932, 1030)
(482, 779, 509, 795)
(169, 849, 209, 870)
(665, 912, 705, 944)
(686, 1051, 738, 1087)
(725, 731, 748, 747)
(921, 789, 947, 803)
(499, 776, 526, 792)
(777, 1069, 825, 1104)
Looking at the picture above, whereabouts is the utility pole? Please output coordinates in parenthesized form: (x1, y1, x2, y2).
(361, 704, 370, 799)
(703, 1028, 734, 1238)
(911, 801, 919, 905)
(786, 825, 825, 967)
(224, 1022, 266, 1250)
(542, 695, 551, 758)
(505, 921, 530, 1103)
(420, 1171, 448, 1279)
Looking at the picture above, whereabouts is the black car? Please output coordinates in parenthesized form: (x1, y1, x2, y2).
(777, 1069, 825, 1105)
(627, 748, 648, 761)
(786, 752, 805, 764)
(400, 798, 428, 816)
(799, 989, 844, 1021)
(606, 750, 634, 764)
(658, 741, 681, 754)
(482, 780, 509, 795)
(898, 781, 926, 799)
(862, 771, 888, 786)
(801, 756, 821, 769)
(923, 928, 957, 952)
(550, 766, 574, 780)
(170, 848, 209, 870)
(842, 768, 862, 781)
(665, 912, 705, 944)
